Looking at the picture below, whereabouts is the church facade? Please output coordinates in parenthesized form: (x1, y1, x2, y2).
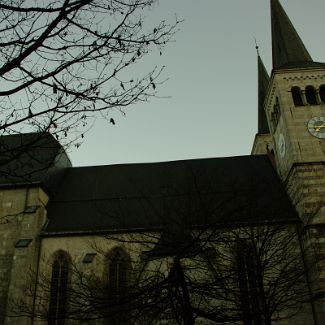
(1, 0, 325, 324)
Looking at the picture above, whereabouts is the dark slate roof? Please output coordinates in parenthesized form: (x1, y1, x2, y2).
(143, 229, 202, 260)
(0, 133, 71, 191)
(45, 155, 298, 235)
(271, 0, 314, 69)
(257, 55, 270, 134)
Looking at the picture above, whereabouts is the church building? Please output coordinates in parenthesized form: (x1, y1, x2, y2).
(0, 1, 325, 324)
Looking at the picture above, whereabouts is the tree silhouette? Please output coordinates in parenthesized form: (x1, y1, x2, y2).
(0, 0, 180, 145)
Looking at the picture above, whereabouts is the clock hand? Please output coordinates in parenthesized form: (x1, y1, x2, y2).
(314, 124, 325, 132)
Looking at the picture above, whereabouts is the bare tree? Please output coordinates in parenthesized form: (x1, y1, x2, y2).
(110, 225, 314, 325)
(0, 0, 180, 143)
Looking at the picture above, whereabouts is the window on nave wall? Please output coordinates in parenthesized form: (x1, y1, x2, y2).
(107, 247, 129, 295)
(236, 241, 262, 325)
(105, 247, 131, 325)
(48, 250, 70, 325)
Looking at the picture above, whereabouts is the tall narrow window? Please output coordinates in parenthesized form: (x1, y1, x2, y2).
(305, 85, 317, 105)
(48, 251, 70, 325)
(236, 242, 262, 325)
(291, 87, 303, 106)
(270, 97, 281, 132)
(320, 85, 325, 104)
(108, 248, 129, 295)
(106, 247, 130, 324)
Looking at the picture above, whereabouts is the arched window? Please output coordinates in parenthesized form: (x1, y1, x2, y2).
(48, 251, 70, 325)
(291, 87, 303, 106)
(236, 241, 262, 325)
(107, 247, 129, 296)
(105, 247, 130, 324)
(270, 97, 281, 132)
(305, 85, 317, 105)
(320, 85, 325, 104)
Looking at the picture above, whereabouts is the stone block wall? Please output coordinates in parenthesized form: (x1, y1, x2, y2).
(0, 186, 48, 325)
(34, 234, 150, 325)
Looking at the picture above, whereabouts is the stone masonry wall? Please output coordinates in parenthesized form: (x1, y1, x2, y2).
(0, 186, 48, 325)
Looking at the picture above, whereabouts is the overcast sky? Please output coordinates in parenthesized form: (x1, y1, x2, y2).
(69, 0, 325, 167)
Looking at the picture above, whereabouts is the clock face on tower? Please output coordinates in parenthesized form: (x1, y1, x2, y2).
(307, 117, 325, 139)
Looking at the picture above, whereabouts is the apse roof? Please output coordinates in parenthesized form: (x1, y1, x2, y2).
(0, 132, 71, 190)
(44, 155, 298, 235)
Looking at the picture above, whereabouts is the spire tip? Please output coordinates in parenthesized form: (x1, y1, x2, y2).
(254, 38, 260, 56)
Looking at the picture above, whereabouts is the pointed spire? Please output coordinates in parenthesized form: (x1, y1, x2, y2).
(257, 52, 270, 134)
(271, 0, 313, 69)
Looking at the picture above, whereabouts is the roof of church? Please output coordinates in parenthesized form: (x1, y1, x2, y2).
(0, 133, 71, 189)
(257, 55, 270, 134)
(44, 155, 299, 235)
(271, 0, 325, 70)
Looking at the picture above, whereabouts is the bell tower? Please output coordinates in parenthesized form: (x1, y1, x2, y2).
(252, 1, 325, 322)
(252, 0, 325, 221)
(264, 0, 325, 221)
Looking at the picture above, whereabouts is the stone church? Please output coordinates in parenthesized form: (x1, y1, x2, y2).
(1, 0, 325, 324)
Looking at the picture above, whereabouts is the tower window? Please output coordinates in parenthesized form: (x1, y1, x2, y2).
(48, 251, 70, 325)
(305, 85, 317, 105)
(291, 87, 303, 106)
(320, 85, 325, 104)
(270, 97, 281, 132)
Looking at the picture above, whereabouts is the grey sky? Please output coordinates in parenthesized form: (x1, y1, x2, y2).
(69, 0, 325, 167)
